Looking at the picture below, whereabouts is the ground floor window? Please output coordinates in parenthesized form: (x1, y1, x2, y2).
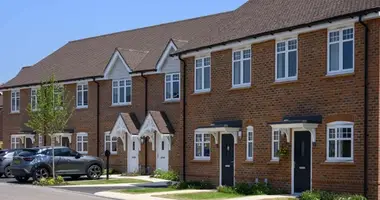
(11, 135, 23, 149)
(194, 132, 211, 160)
(327, 121, 354, 161)
(105, 133, 118, 154)
(272, 129, 280, 161)
(76, 132, 88, 154)
(246, 126, 254, 161)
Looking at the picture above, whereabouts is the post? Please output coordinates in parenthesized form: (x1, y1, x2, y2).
(105, 150, 110, 180)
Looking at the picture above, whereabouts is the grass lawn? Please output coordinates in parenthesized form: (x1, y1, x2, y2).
(153, 192, 243, 200)
(67, 178, 148, 185)
(116, 187, 177, 194)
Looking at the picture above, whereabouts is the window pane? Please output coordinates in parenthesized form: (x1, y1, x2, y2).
(166, 82, 171, 99)
(343, 28, 353, 40)
(273, 131, 279, 140)
(277, 53, 285, 78)
(329, 129, 336, 139)
(337, 140, 351, 158)
(105, 142, 110, 151)
(273, 141, 279, 157)
(329, 43, 339, 71)
(277, 42, 285, 52)
(112, 142, 117, 152)
(77, 142, 82, 152)
(233, 61, 241, 84)
(196, 134, 202, 142)
(248, 132, 253, 141)
(243, 60, 250, 83)
(83, 90, 88, 106)
(233, 51, 241, 61)
(78, 91, 83, 106)
(328, 141, 335, 158)
(83, 142, 88, 152)
(288, 51, 297, 77)
(126, 87, 131, 103)
(166, 75, 171, 82)
(248, 142, 253, 158)
(204, 143, 210, 157)
(329, 31, 340, 42)
(343, 41, 353, 70)
(196, 68, 202, 90)
(204, 57, 211, 66)
(204, 67, 210, 89)
(119, 87, 125, 103)
(113, 81, 118, 87)
(173, 74, 179, 81)
(204, 134, 211, 142)
(196, 59, 202, 68)
(173, 82, 179, 99)
(243, 49, 251, 59)
(288, 40, 297, 50)
(196, 143, 202, 157)
(113, 88, 118, 104)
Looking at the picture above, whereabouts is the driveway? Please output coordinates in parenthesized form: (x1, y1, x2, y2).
(0, 182, 113, 200)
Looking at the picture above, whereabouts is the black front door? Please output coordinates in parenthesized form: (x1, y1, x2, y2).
(221, 134, 234, 186)
(294, 131, 311, 193)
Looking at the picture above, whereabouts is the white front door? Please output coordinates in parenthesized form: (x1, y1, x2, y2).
(156, 136, 169, 171)
(127, 136, 139, 173)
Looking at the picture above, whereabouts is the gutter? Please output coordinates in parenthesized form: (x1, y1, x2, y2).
(93, 77, 101, 157)
(178, 55, 187, 181)
(358, 16, 369, 198)
(173, 8, 380, 56)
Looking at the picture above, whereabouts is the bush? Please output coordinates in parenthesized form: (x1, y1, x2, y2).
(153, 169, 179, 181)
(103, 168, 120, 175)
(300, 190, 366, 200)
(217, 186, 236, 194)
(217, 182, 279, 196)
(33, 176, 67, 186)
(234, 183, 253, 195)
(169, 180, 214, 190)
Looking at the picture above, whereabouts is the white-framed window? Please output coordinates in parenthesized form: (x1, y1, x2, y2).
(194, 56, 211, 93)
(112, 79, 132, 105)
(232, 49, 251, 87)
(246, 126, 254, 161)
(11, 90, 20, 113)
(326, 121, 354, 162)
(76, 132, 88, 154)
(31, 88, 38, 111)
(77, 83, 88, 108)
(327, 27, 354, 75)
(272, 129, 280, 161)
(38, 135, 44, 147)
(54, 86, 64, 109)
(11, 135, 22, 149)
(165, 73, 180, 101)
(105, 133, 118, 154)
(276, 38, 298, 81)
(194, 132, 211, 160)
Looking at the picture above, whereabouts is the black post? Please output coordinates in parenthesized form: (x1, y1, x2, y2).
(105, 150, 110, 180)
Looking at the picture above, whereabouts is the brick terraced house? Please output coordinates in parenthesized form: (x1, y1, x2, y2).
(2, 0, 380, 198)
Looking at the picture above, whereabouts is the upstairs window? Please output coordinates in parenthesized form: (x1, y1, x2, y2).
(195, 57, 211, 93)
(327, 121, 354, 161)
(246, 126, 254, 161)
(77, 83, 88, 108)
(194, 132, 211, 160)
(233, 49, 251, 87)
(165, 73, 180, 101)
(276, 39, 298, 81)
(112, 79, 132, 105)
(11, 90, 20, 113)
(328, 27, 354, 75)
(31, 88, 38, 111)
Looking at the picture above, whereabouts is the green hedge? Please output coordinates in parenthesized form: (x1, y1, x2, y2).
(153, 169, 179, 181)
(169, 180, 214, 190)
(300, 190, 366, 200)
(217, 182, 285, 196)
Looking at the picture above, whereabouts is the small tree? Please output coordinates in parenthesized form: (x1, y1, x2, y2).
(25, 76, 74, 178)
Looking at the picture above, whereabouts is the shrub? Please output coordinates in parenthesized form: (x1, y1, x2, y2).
(217, 182, 279, 196)
(217, 186, 236, 194)
(33, 176, 67, 186)
(153, 169, 179, 181)
(103, 168, 120, 175)
(251, 182, 273, 195)
(169, 180, 214, 190)
(300, 190, 366, 200)
(234, 183, 253, 195)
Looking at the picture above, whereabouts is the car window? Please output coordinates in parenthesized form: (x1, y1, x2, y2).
(56, 148, 77, 157)
(4, 152, 14, 157)
(18, 149, 39, 157)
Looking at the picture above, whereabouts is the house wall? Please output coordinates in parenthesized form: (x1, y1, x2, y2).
(182, 19, 380, 198)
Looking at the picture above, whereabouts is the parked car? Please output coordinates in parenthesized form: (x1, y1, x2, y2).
(0, 149, 25, 178)
(10, 146, 104, 182)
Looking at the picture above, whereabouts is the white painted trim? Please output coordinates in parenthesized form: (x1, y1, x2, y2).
(10, 89, 20, 113)
(194, 56, 211, 93)
(326, 26, 355, 76)
(104, 50, 132, 79)
(275, 38, 298, 82)
(156, 40, 178, 72)
(111, 79, 132, 106)
(194, 132, 211, 161)
(271, 129, 280, 161)
(164, 73, 180, 102)
(219, 132, 236, 187)
(180, 14, 379, 58)
(76, 82, 88, 109)
(246, 126, 254, 161)
(291, 129, 313, 194)
(232, 48, 251, 87)
(30, 88, 38, 111)
(104, 132, 118, 155)
(76, 132, 88, 154)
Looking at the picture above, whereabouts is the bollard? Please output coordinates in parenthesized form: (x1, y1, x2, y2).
(105, 150, 110, 180)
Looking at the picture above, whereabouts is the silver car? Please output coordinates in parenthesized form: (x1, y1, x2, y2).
(0, 149, 25, 178)
(10, 147, 104, 182)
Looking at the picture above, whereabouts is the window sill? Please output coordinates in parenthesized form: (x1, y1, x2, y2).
(267, 160, 280, 165)
(10, 111, 20, 115)
(76, 106, 88, 110)
(163, 100, 180, 104)
(229, 85, 252, 91)
(271, 80, 299, 86)
(192, 91, 211, 96)
(191, 159, 211, 163)
(321, 160, 354, 166)
(322, 72, 355, 79)
(110, 104, 132, 108)
(78, 151, 88, 155)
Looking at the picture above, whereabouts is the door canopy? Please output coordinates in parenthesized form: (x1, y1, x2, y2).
(268, 115, 322, 143)
(138, 111, 174, 151)
(110, 113, 140, 151)
(194, 120, 242, 145)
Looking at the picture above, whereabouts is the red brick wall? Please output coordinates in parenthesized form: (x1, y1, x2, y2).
(182, 19, 380, 198)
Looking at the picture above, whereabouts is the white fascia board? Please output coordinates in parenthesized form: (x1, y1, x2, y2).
(104, 50, 132, 79)
(156, 40, 178, 72)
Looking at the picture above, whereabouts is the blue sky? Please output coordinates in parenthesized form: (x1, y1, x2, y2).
(0, 1, 247, 84)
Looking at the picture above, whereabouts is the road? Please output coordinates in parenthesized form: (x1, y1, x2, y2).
(0, 178, 114, 200)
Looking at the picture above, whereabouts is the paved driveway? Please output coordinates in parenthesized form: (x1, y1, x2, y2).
(0, 182, 113, 200)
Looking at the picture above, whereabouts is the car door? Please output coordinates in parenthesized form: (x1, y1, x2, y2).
(57, 148, 83, 174)
(46, 148, 65, 174)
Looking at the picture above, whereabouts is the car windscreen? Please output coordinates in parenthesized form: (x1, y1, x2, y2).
(17, 149, 39, 157)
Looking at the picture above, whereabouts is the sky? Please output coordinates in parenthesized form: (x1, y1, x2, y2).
(0, 0, 248, 84)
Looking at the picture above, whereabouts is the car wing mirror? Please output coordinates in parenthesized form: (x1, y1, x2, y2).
(75, 153, 81, 159)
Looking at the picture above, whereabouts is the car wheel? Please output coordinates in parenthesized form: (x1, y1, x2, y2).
(3, 166, 13, 178)
(70, 175, 81, 180)
(33, 167, 50, 182)
(86, 164, 102, 180)
(15, 176, 29, 183)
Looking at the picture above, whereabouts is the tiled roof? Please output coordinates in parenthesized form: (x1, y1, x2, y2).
(116, 48, 149, 71)
(176, 0, 380, 54)
(120, 113, 140, 135)
(149, 111, 174, 134)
